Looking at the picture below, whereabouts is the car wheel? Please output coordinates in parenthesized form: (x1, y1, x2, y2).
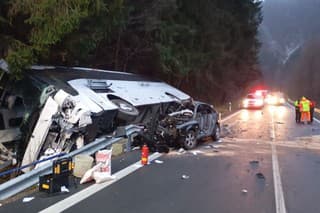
(110, 99, 139, 122)
(182, 130, 197, 150)
(212, 124, 220, 141)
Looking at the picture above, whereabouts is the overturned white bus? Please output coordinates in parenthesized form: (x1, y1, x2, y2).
(0, 61, 191, 172)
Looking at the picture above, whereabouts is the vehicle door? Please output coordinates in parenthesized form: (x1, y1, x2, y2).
(206, 106, 218, 136)
(195, 104, 207, 137)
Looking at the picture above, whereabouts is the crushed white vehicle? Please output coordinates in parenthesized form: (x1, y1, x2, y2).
(0, 60, 191, 172)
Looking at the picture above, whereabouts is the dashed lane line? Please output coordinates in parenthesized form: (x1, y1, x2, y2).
(221, 110, 243, 123)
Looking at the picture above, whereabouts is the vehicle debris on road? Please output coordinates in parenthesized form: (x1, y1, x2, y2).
(154, 160, 164, 164)
(181, 175, 190, 179)
(256, 172, 265, 180)
(178, 148, 186, 154)
(250, 160, 259, 165)
(204, 145, 214, 149)
(60, 186, 69, 193)
(132, 146, 140, 151)
(22, 197, 34, 203)
(241, 189, 248, 194)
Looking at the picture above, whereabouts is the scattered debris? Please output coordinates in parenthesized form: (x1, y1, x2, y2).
(213, 149, 219, 153)
(241, 189, 248, 194)
(178, 148, 186, 154)
(191, 150, 204, 155)
(61, 186, 69, 193)
(181, 175, 190, 179)
(276, 122, 284, 124)
(204, 145, 214, 149)
(250, 160, 259, 165)
(240, 129, 248, 132)
(256, 172, 265, 180)
(22, 197, 35, 203)
(216, 139, 222, 143)
(154, 160, 164, 164)
(132, 146, 140, 151)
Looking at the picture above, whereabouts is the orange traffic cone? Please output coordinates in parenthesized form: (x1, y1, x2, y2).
(141, 144, 149, 165)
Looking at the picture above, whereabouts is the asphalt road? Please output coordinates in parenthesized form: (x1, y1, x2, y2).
(2, 103, 320, 213)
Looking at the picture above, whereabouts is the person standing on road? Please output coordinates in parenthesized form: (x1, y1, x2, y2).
(294, 99, 301, 123)
(310, 100, 316, 123)
(299, 97, 311, 123)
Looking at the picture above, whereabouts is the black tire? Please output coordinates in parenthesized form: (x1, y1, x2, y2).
(110, 99, 139, 122)
(212, 124, 220, 141)
(182, 130, 197, 150)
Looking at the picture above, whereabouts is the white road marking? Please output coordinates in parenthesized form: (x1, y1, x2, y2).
(270, 108, 287, 213)
(226, 119, 239, 128)
(40, 110, 242, 212)
(270, 108, 276, 140)
(221, 110, 243, 122)
(39, 152, 162, 213)
(314, 117, 320, 124)
(272, 144, 287, 213)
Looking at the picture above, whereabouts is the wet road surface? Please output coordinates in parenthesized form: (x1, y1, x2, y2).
(2, 104, 320, 213)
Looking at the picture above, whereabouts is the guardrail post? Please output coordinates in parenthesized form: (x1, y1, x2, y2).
(228, 102, 232, 112)
(126, 135, 132, 152)
(218, 113, 222, 135)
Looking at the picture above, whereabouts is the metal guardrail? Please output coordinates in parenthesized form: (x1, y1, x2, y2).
(0, 136, 122, 201)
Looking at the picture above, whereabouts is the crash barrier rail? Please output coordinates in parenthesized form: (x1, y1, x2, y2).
(0, 153, 65, 178)
(125, 124, 144, 152)
(0, 137, 122, 201)
(0, 124, 144, 200)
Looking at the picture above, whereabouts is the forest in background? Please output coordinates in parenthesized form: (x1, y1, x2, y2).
(283, 37, 320, 102)
(259, 0, 320, 102)
(0, 0, 262, 105)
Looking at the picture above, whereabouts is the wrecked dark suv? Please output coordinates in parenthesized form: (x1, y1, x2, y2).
(151, 101, 221, 150)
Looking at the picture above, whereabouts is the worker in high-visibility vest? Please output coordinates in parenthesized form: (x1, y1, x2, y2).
(294, 99, 301, 123)
(299, 97, 311, 123)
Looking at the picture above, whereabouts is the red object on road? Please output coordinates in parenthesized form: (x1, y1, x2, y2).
(141, 144, 149, 165)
